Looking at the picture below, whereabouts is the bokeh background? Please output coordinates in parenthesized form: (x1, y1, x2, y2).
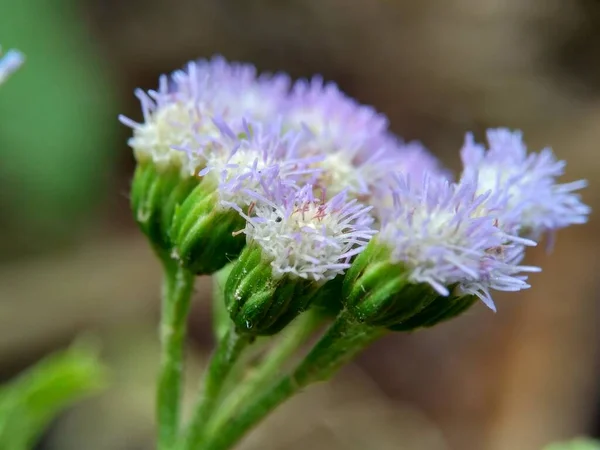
(1, 0, 600, 449)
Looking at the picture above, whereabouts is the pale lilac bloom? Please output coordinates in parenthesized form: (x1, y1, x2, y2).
(242, 182, 377, 282)
(283, 76, 392, 199)
(284, 76, 387, 149)
(460, 128, 590, 241)
(0, 48, 24, 85)
(378, 173, 540, 311)
(373, 137, 448, 221)
(196, 119, 322, 212)
(388, 139, 448, 183)
(119, 56, 288, 174)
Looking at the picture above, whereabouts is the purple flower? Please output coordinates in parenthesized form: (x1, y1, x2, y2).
(284, 76, 388, 150)
(242, 182, 377, 281)
(119, 56, 289, 174)
(282, 76, 392, 200)
(0, 47, 24, 85)
(372, 136, 449, 221)
(378, 173, 540, 310)
(173, 56, 290, 121)
(460, 128, 590, 242)
(196, 119, 322, 211)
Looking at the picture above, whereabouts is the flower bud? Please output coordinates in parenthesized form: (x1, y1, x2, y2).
(224, 243, 320, 336)
(342, 239, 439, 327)
(130, 162, 198, 255)
(388, 291, 477, 332)
(170, 173, 246, 275)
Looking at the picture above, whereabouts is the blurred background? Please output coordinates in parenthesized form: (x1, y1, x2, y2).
(1, 0, 600, 449)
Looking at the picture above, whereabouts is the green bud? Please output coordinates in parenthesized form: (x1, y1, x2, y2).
(388, 292, 477, 332)
(342, 239, 438, 327)
(311, 276, 344, 318)
(130, 162, 198, 255)
(224, 243, 322, 336)
(170, 173, 246, 275)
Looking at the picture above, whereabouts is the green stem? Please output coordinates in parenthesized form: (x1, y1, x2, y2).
(157, 261, 195, 450)
(205, 311, 324, 439)
(211, 265, 234, 342)
(202, 310, 386, 450)
(182, 328, 252, 450)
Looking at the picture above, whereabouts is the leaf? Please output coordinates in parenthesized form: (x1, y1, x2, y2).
(544, 438, 600, 450)
(0, 341, 107, 450)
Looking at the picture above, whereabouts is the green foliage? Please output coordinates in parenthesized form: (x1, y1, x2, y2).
(545, 438, 600, 450)
(0, 342, 107, 450)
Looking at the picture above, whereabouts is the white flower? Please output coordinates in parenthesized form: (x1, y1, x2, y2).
(243, 185, 376, 281)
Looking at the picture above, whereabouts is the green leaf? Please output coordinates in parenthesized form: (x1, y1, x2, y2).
(544, 438, 600, 450)
(0, 341, 107, 450)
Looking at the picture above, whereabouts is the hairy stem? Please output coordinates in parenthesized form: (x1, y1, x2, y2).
(182, 328, 252, 450)
(202, 311, 386, 450)
(204, 311, 324, 440)
(157, 261, 195, 450)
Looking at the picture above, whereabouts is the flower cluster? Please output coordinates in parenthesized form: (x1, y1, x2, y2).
(123, 56, 590, 330)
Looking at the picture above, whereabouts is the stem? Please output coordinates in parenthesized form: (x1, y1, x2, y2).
(157, 261, 195, 450)
(211, 265, 234, 342)
(203, 311, 386, 450)
(183, 328, 251, 450)
(205, 311, 324, 438)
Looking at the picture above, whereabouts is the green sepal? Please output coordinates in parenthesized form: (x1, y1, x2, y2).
(225, 244, 321, 336)
(130, 162, 197, 256)
(342, 239, 438, 327)
(170, 175, 246, 275)
(311, 276, 344, 318)
(389, 292, 477, 332)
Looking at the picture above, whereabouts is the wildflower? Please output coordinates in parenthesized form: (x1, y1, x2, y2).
(343, 173, 540, 328)
(122, 57, 289, 256)
(460, 128, 590, 242)
(170, 121, 319, 275)
(283, 76, 391, 200)
(0, 47, 24, 85)
(225, 183, 376, 335)
(372, 138, 448, 221)
(120, 57, 287, 176)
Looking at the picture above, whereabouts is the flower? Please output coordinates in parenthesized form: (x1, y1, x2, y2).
(282, 76, 391, 200)
(224, 181, 376, 335)
(194, 119, 320, 210)
(284, 76, 387, 148)
(188, 56, 290, 121)
(119, 56, 289, 175)
(372, 137, 448, 221)
(242, 183, 377, 282)
(460, 128, 590, 241)
(378, 173, 540, 310)
(170, 121, 320, 274)
(0, 47, 24, 85)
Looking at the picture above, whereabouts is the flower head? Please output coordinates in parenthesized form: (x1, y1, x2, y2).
(243, 184, 376, 282)
(193, 118, 321, 211)
(186, 56, 290, 120)
(460, 128, 590, 241)
(119, 56, 289, 175)
(378, 173, 540, 310)
(372, 137, 448, 221)
(284, 76, 387, 148)
(0, 47, 24, 85)
(283, 76, 391, 200)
